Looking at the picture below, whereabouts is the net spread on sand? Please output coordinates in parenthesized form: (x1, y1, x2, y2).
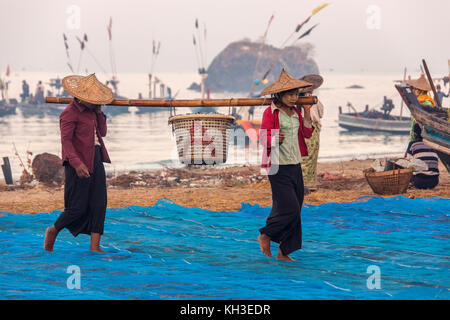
(0, 196, 449, 299)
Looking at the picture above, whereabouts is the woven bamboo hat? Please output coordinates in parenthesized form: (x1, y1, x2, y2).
(260, 69, 312, 96)
(300, 74, 323, 91)
(406, 74, 431, 92)
(62, 73, 114, 105)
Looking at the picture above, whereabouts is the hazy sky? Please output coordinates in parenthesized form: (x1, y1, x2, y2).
(0, 0, 449, 75)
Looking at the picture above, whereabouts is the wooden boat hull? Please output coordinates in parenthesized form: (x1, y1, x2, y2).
(18, 103, 65, 118)
(421, 133, 450, 173)
(191, 107, 217, 113)
(395, 84, 450, 173)
(233, 120, 261, 146)
(136, 107, 166, 114)
(102, 105, 130, 117)
(338, 113, 411, 133)
(0, 105, 16, 117)
(136, 96, 172, 114)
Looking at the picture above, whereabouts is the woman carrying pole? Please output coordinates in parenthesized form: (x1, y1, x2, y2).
(257, 69, 314, 262)
(44, 74, 113, 253)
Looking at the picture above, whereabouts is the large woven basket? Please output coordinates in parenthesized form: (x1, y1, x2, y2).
(363, 168, 413, 195)
(168, 114, 235, 165)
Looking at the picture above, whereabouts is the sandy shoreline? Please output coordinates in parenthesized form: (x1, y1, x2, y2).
(0, 159, 448, 214)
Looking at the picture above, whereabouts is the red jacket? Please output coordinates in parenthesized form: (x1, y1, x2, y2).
(260, 104, 314, 169)
(60, 99, 111, 172)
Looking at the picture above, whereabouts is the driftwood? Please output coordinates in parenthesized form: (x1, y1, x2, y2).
(1, 157, 13, 185)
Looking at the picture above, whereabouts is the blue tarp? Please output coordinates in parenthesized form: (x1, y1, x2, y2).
(0, 196, 449, 299)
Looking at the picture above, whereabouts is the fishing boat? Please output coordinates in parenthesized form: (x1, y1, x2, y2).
(19, 101, 65, 118)
(190, 20, 217, 114)
(233, 118, 261, 146)
(101, 76, 131, 117)
(135, 40, 178, 115)
(229, 8, 328, 144)
(190, 86, 217, 113)
(338, 97, 411, 133)
(396, 84, 450, 173)
(17, 78, 69, 117)
(136, 75, 174, 114)
(0, 99, 17, 117)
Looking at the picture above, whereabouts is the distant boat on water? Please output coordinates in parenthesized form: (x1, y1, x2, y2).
(338, 97, 411, 133)
(0, 100, 16, 117)
(346, 84, 364, 89)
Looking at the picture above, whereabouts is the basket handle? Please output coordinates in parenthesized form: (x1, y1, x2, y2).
(228, 98, 233, 115)
(169, 99, 176, 117)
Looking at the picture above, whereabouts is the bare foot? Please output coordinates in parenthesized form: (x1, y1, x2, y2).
(44, 226, 57, 252)
(257, 234, 273, 258)
(90, 233, 105, 253)
(276, 248, 296, 262)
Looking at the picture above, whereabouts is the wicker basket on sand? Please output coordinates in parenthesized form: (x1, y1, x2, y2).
(168, 114, 235, 165)
(363, 168, 413, 195)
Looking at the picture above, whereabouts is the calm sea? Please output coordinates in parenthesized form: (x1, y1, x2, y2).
(2, 71, 444, 180)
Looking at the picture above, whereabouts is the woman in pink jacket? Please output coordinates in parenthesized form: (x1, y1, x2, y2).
(257, 70, 315, 262)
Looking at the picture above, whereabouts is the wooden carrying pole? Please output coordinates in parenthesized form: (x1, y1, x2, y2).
(45, 96, 318, 108)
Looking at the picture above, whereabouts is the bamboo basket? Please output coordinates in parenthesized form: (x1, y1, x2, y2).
(168, 114, 235, 165)
(363, 168, 413, 195)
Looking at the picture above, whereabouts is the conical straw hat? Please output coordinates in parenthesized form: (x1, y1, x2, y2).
(300, 74, 323, 90)
(62, 73, 114, 105)
(406, 74, 431, 92)
(260, 69, 312, 96)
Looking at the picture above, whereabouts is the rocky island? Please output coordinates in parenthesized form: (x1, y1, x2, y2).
(188, 39, 319, 94)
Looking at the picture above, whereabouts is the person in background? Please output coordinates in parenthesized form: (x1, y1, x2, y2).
(44, 74, 114, 253)
(406, 74, 436, 140)
(299, 74, 324, 191)
(257, 69, 314, 262)
(35, 80, 45, 104)
(248, 106, 255, 120)
(21, 80, 30, 102)
(405, 123, 439, 189)
(0, 78, 5, 100)
(436, 84, 449, 105)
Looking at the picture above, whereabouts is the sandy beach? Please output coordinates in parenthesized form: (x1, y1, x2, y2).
(0, 159, 448, 214)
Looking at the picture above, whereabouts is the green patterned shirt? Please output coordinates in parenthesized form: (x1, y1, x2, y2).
(278, 108, 301, 165)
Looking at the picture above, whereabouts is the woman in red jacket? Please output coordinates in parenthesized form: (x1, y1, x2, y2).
(257, 70, 315, 262)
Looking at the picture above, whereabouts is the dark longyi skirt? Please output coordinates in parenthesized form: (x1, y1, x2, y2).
(54, 146, 107, 237)
(412, 174, 439, 189)
(259, 164, 304, 256)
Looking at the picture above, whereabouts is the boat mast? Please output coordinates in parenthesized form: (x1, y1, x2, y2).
(148, 40, 161, 98)
(399, 67, 407, 120)
(248, 3, 329, 100)
(107, 17, 119, 97)
(1, 65, 10, 102)
(422, 59, 442, 108)
(247, 14, 275, 99)
(194, 18, 208, 99)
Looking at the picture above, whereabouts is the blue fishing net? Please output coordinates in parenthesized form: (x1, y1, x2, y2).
(0, 196, 449, 300)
